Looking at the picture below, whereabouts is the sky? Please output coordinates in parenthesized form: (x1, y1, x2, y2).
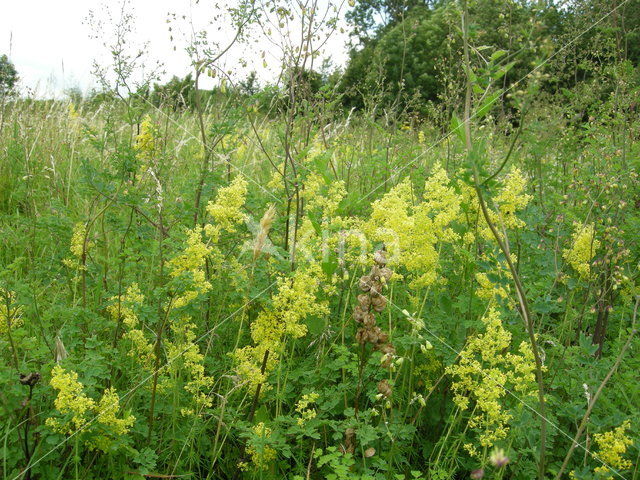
(1, 0, 351, 98)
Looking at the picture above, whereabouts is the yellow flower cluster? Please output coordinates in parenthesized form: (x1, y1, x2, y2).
(457, 167, 532, 243)
(46, 365, 134, 452)
(134, 115, 157, 166)
(168, 176, 248, 309)
(0, 288, 23, 334)
(295, 392, 320, 426)
(166, 316, 215, 416)
(234, 265, 328, 390)
(446, 308, 536, 454)
(92, 387, 136, 451)
(205, 176, 248, 238)
(245, 422, 277, 470)
(62, 222, 90, 270)
(593, 420, 633, 479)
(563, 223, 600, 280)
(107, 284, 154, 371)
(168, 226, 213, 309)
(364, 165, 460, 288)
(493, 167, 532, 230)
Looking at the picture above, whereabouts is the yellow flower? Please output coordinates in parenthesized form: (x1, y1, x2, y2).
(0, 289, 23, 334)
(296, 392, 320, 426)
(168, 226, 213, 309)
(234, 265, 328, 390)
(593, 420, 633, 479)
(46, 365, 96, 433)
(363, 165, 461, 288)
(134, 115, 157, 166)
(246, 422, 277, 469)
(46, 366, 135, 452)
(446, 308, 536, 454)
(166, 316, 215, 416)
(563, 223, 600, 280)
(205, 176, 248, 237)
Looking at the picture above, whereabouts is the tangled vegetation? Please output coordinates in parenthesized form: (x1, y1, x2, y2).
(1, 0, 640, 479)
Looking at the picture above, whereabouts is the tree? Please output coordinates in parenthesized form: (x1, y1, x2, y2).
(0, 55, 18, 95)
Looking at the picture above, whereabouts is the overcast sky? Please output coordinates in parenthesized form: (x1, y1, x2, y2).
(1, 0, 350, 98)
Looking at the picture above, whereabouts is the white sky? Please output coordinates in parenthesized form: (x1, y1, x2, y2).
(1, 0, 351, 98)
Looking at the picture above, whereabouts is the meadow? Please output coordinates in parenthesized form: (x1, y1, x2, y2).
(1, 2, 640, 478)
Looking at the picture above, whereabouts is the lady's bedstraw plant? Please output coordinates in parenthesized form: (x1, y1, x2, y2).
(46, 365, 135, 452)
(563, 223, 600, 280)
(592, 420, 633, 480)
(134, 115, 158, 172)
(233, 264, 328, 390)
(363, 164, 461, 289)
(446, 307, 537, 458)
(62, 222, 91, 272)
(108, 284, 155, 374)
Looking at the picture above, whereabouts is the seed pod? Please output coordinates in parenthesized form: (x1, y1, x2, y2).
(374, 250, 387, 265)
(371, 295, 387, 312)
(369, 265, 382, 281)
(379, 267, 393, 281)
(369, 281, 383, 297)
(19, 372, 41, 387)
(359, 275, 372, 292)
(377, 379, 392, 398)
(362, 313, 376, 328)
(364, 447, 376, 458)
(357, 294, 371, 309)
(377, 331, 389, 344)
(353, 305, 368, 323)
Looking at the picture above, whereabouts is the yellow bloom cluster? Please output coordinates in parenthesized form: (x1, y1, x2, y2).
(166, 316, 215, 416)
(234, 264, 328, 390)
(593, 420, 633, 479)
(446, 308, 536, 454)
(246, 422, 277, 470)
(46, 365, 134, 452)
(364, 165, 460, 288)
(107, 284, 154, 371)
(168, 176, 248, 309)
(0, 288, 23, 334)
(134, 115, 157, 166)
(92, 387, 136, 451)
(295, 392, 320, 426)
(493, 167, 532, 230)
(62, 222, 90, 270)
(168, 226, 213, 309)
(563, 223, 600, 280)
(205, 176, 248, 238)
(457, 167, 531, 243)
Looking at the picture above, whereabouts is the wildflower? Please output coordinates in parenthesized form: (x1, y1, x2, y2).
(91, 388, 135, 451)
(134, 115, 157, 166)
(45, 365, 96, 433)
(295, 392, 320, 426)
(233, 264, 328, 390)
(62, 222, 91, 270)
(166, 316, 215, 416)
(168, 226, 212, 309)
(205, 176, 248, 238)
(446, 308, 536, 454)
(470, 469, 485, 479)
(363, 165, 461, 288)
(493, 167, 532, 230)
(593, 420, 633, 479)
(46, 366, 134, 452)
(0, 289, 23, 334)
(563, 223, 600, 280)
(246, 422, 277, 469)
